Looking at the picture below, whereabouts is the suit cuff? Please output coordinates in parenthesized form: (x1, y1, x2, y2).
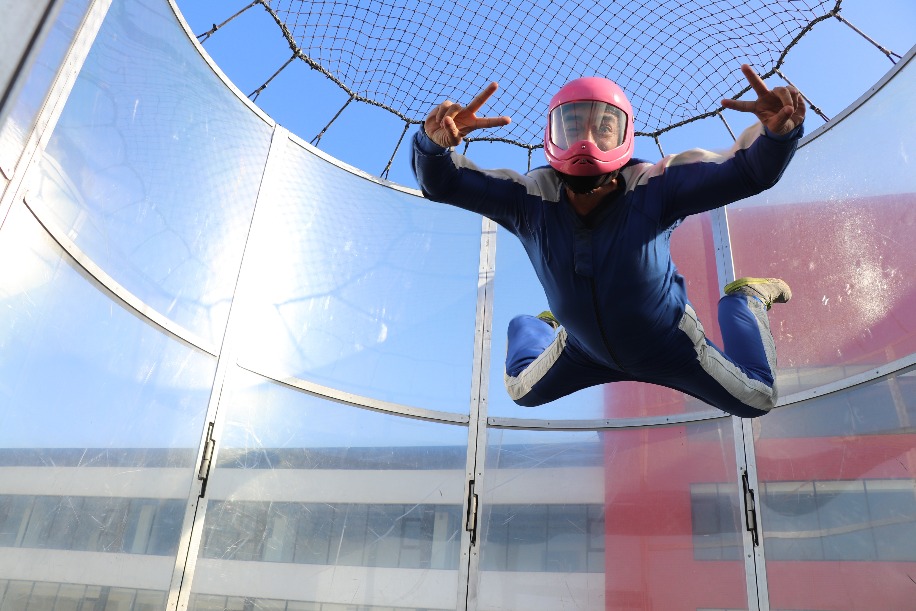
(415, 127, 450, 155)
(764, 122, 804, 141)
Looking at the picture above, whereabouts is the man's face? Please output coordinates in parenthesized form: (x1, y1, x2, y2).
(551, 101, 626, 152)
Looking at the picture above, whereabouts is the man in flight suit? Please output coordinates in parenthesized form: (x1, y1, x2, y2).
(411, 65, 805, 418)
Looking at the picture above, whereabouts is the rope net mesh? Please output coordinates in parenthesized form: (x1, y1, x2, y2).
(230, 0, 843, 148)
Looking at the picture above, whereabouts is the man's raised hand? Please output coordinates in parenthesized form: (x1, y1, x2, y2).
(424, 82, 512, 148)
(721, 65, 806, 136)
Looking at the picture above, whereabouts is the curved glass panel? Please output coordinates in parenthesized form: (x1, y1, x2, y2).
(753, 370, 916, 609)
(190, 367, 468, 610)
(35, 0, 273, 346)
(489, 213, 723, 420)
(0, 202, 216, 598)
(0, 0, 92, 175)
(479, 423, 745, 610)
(236, 137, 481, 412)
(730, 55, 916, 395)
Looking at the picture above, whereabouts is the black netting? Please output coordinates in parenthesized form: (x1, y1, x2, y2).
(207, 0, 845, 147)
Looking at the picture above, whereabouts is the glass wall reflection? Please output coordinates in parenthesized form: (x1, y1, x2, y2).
(729, 52, 916, 396)
(190, 367, 468, 610)
(478, 421, 746, 610)
(478, 429, 607, 611)
(601, 420, 748, 610)
(0, 202, 215, 599)
(753, 370, 916, 610)
(235, 136, 481, 412)
(0, 0, 92, 176)
(35, 0, 273, 346)
(2, 0, 914, 607)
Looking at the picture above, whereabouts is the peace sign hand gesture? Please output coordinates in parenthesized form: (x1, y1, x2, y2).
(424, 82, 512, 148)
(721, 65, 806, 136)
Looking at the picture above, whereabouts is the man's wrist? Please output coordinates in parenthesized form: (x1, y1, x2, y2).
(764, 122, 804, 141)
(417, 125, 450, 155)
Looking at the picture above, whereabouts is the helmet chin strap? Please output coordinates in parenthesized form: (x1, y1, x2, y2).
(557, 170, 619, 195)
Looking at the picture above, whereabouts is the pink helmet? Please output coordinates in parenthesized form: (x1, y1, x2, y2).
(544, 77, 635, 176)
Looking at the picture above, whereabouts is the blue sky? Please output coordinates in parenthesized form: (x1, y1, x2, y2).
(174, 1, 915, 187)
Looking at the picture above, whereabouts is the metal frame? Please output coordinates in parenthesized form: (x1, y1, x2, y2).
(166, 0, 273, 128)
(798, 42, 916, 147)
(0, 0, 112, 229)
(169, 123, 290, 610)
(287, 126, 423, 196)
(487, 409, 727, 430)
(236, 360, 471, 425)
(137, 22, 916, 611)
(22, 195, 217, 356)
(705, 45, 916, 605)
(461, 216, 498, 611)
(737, 416, 771, 610)
(1, 0, 911, 608)
(0, 0, 64, 156)
(779, 353, 916, 407)
(710, 202, 771, 609)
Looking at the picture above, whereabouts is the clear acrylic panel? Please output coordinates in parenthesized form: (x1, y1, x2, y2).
(34, 0, 273, 346)
(754, 370, 916, 610)
(729, 55, 916, 396)
(488, 212, 723, 420)
(0, 202, 216, 598)
(190, 367, 468, 610)
(477, 429, 607, 610)
(0, 0, 92, 176)
(235, 136, 481, 412)
(479, 421, 745, 611)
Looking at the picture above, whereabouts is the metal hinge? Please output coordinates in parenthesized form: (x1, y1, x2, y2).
(742, 471, 759, 546)
(197, 422, 216, 498)
(466, 479, 479, 545)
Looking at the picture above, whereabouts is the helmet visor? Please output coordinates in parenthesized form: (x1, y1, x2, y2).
(549, 101, 628, 152)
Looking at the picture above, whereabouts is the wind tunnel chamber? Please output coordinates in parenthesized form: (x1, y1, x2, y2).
(0, 0, 915, 609)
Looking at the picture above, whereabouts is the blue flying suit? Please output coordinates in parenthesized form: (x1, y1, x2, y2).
(411, 122, 803, 418)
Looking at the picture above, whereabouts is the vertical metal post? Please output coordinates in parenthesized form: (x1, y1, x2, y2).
(457, 216, 497, 611)
(0, 0, 63, 132)
(0, 0, 112, 229)
(167, 125, 290, 610)
(736, 416, 770, 610)
(712, 205, 770, 610)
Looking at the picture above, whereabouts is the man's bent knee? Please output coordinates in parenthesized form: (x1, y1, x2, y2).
(511, 389, 549, 408)
(722, 392, 777, 418)
(732, 403, 770, 419)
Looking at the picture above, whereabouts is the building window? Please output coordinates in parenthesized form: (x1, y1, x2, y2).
(187, 592, 449, 611)
(761, 373, 916, 438)
(0, 580, 166, 611)
(690, 484, 743, 561)
(691, 479, 916, 562)
(479, 504, 605, 573)
(200, 501, 462, 570)
(0, 494, 183, 556)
